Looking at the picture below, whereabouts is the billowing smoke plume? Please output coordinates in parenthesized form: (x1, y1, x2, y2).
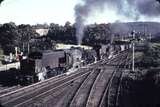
(132, 0, 160, 16)
(74, 0, 114, 45)
(74, 0, 108, 45)
(75, 0, 160, 45)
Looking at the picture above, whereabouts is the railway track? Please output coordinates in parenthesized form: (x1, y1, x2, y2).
(0, 69, 92, 107)
(109, 54, 131, 107)
(0, 86, 21, 96)
(54, 52, 130, 107)
(86, 67, 115, 107)
(99, 53, 131, 107)
(16, 71, 91, 107)
(0, 51, 130, 107)
(70, 52, 130, 107)
(43, 56, 125, 107)
(69, 69, 100, 107)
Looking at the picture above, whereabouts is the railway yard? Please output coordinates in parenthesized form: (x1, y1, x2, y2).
(0, 42, 160, 107)
(1, 1, 160, 106)
(0, 51, 134, 107)
(0, 49, 138, 107)
(0, 41, 160, 107)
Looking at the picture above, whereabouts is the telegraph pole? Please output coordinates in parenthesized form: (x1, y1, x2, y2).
(132, 31, 135, 72)
(28, 42, 30, 55)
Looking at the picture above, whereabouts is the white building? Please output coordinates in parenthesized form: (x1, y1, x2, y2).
(35, 29, 49, 36)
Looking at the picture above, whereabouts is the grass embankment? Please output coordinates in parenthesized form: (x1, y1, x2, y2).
(119, 42, 160, 107)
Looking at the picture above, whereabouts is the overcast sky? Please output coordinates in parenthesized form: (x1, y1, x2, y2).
(0, 0, 160, 25)
(0, 0, 78, 25)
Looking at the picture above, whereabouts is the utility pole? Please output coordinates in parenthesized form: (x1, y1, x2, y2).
(149, 33, 152, 41)
(132, 31, 135, 72)
(23, 42, 25, 53)
(28, 42, 30, 55)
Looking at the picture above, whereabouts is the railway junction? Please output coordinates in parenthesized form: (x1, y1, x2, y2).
(0, 50, 133, 107)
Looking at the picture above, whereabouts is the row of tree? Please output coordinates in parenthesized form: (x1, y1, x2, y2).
(0, 22, 38, 55)
(48, 22, 111, 45)
(0, 22, 112, 55)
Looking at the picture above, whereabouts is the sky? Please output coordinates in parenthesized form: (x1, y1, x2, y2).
(0, 0, 160, 25)
(0, 0, 78, 25)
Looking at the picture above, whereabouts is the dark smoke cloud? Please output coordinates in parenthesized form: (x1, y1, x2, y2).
(75, 0, 160, 45)
(131, 0, 160, 16)
(156, 0, 160, 3)
(75, 0, 109, 45)
(74, 0, 120, 44)
(0, 0, 4, 4)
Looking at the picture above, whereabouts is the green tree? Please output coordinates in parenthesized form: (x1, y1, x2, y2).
(0, 22, 19, 55)
(18, 24, 38, 54)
